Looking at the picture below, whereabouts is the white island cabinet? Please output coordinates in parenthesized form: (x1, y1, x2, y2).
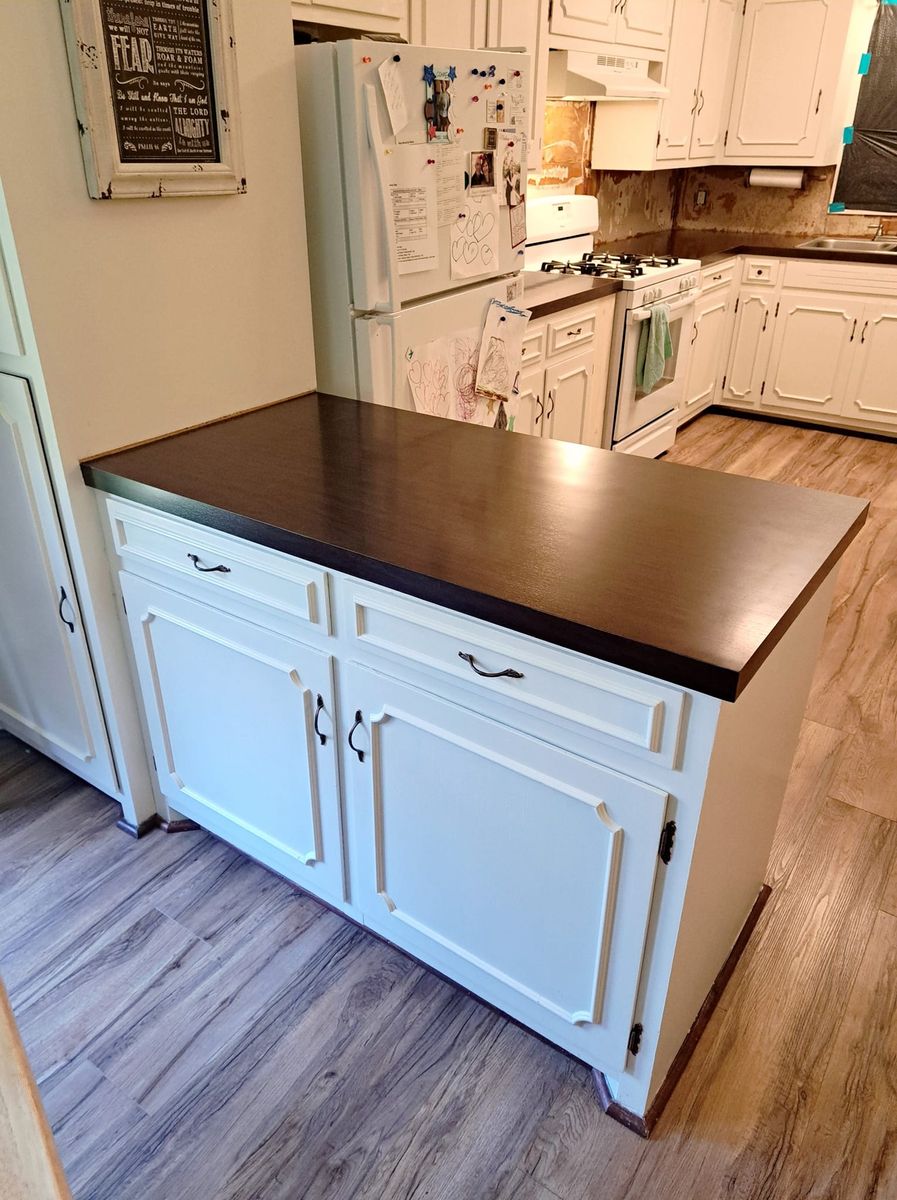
(92, 468, 857, 1133)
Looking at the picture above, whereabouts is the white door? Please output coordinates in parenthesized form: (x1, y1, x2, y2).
(544, 350, 595, 444)
(690, 0, 741, 159)
(841, 301, 897, 428)
(721, 288, 775, 406)
(681, 289, 729, 420)
(617, 0, 673, 53)
(514, 365, 546, 435)
(0, 374, 115, 792)
(656, 0, 707, 162)
(486, 0, 550, 169)
(409, 0, 488, 47)
(120, 573, 345, 903)
(548, 0, 618, 42)
(724, 0, 833, 160)
(762, 291, 862, 416)
(343, 664, 668, 1072)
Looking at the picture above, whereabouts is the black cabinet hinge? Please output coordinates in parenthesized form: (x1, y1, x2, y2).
(628, 1023, 643, 1056)
(656, 130, 661, 148)
(721, 374, 727, 391)
(734, 296, 739, 314)
(724, 128, 729, 147)
(658, 819, 677, 864)
(775, 301, 780, 317)
(760, 380, 766, 396)
(121, 594, 127, 616)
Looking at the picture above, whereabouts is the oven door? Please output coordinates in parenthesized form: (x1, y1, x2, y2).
(614, 291, 696, 443)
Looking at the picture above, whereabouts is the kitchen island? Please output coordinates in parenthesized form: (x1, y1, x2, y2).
(82, 393, 866, 1134)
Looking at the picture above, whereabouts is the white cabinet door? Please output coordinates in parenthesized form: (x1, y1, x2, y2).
(762, 291, 862, 417)
(0, 374, 115, 792)
(544, 349, 595, 444)
(690, 0, 740, 159)
(617, 0, 673, 52)
(293, 0, 407, 35)
(409, 0, 488, 47)
(120, 573, 344, 903)
(487, 0, 550, 169)
(0, 240, 23, 357)
(841, 301, 897, 429)
(344, 664, 668, 1072)
(548, 0, 617, 42)
(724, 0, 833, 160)
(514, 365, 546, 436)
(681, 288, 729, 420)
(656, 0, 707, 162)
(721, 288, 775, 407)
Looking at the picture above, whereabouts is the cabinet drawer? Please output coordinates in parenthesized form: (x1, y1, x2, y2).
(701, 261, 736, 294)
(107, 498, 331, 633)
(782, 259, 897, 296)
(547, 308, 599, 357)
(347, 585, 685, 770)
(741, 257, 780, 286)
(522, 324, 546, 367)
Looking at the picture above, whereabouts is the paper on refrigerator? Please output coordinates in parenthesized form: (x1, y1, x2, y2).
(388, 145, 438, 275)
(436, 143, 466, 226)
(406, 337, 452, 417)
(475, 299, 531, 409)
(450, 193, 499, 280)
(378, 57, 409, 136)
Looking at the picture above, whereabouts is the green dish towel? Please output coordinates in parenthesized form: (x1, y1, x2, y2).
(635, 303, 673, 394)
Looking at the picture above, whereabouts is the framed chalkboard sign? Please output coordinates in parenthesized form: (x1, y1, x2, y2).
(59, 0, 245, 198)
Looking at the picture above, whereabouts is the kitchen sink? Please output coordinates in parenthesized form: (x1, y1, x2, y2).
(798, 237, 897, 253)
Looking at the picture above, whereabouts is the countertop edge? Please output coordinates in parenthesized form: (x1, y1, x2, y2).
(80, 460, 867, 703)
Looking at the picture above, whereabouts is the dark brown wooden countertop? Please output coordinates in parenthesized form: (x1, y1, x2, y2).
(522, 271, 621, 318)
(81, 393, 868, 701)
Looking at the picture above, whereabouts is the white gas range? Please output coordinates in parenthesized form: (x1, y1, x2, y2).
(526, 196, 700, 457)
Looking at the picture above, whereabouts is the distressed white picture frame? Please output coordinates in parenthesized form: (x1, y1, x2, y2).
(58, 0, 246, 199)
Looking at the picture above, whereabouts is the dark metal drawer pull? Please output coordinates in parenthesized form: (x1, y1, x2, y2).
(566, 327, 584, 337)
(314, 694, 327, 746)
(348, 710, 365, 762)
(458, 651, 524, 680)
(58, 586, 75, 633)
(188, 553, 231, 574)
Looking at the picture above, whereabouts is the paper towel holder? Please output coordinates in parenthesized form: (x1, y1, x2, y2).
(744, 168, 806, 190)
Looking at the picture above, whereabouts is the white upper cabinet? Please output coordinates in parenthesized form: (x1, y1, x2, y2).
(486, 0, 550, 168)
(548, 0, 617, 44)
(656, 0, 707, 161)
(409, 0, 488, 47)
(617, 0, 674, 54)
(549, 0, 672, 54)
(690, 0, 740, 159)
(723, 0, 848, 162)
(292, 0, 408, 35)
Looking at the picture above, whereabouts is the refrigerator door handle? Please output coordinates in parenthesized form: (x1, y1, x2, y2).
(363, 82, 399, 314)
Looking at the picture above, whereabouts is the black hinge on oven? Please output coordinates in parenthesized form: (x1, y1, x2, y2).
(658, 819, 677, 864)
(628, 1023, 643, 1056)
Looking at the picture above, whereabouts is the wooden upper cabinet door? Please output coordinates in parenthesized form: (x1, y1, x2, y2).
(486, 0, 550, 169)
(344, 664, 669, 1073)
(656, 0, 707, 162)
(762, 291, 863, 416)
(616, 0, 673, 53)
(690, 0, 741, 159)
(841, 302, 897, 428)
(409, 0, 488, 47)
(293, 0, 407, 35)
(548, 0, 618, 43)
(724, 0, 833, 160)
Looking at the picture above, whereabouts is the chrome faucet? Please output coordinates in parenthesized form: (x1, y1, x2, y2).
(870, 218, 886, 241)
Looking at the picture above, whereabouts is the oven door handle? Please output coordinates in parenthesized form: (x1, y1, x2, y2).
(629, 291, 697, 323)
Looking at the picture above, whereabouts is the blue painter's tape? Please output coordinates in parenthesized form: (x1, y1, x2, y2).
(859, 51, 872, 74)
(829, 202, 846, 213)
(843, 126, 854, 144)
(882, 1, 897, 6)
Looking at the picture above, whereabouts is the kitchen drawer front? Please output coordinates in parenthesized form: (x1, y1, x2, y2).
(522, 323, 547, 367)
(701, 261, 736, 294)
(345, 584, 686, 770)
(547, 307, 600, 357)
(741, 257, 780, 286)
(782, 259, 897, 297)
(107, 498, 331, 633)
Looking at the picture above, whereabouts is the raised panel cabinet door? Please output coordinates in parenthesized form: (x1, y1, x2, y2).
(344, 665, 669, 1072)
(513, 365, 546, 436)
(544, 349, 595, 444)
(293, 0, 408, 34)
(617, 0, 673, 52)
(724, 0, 832, 159)
(409, 0, 488, 47)
(120, 573, 344, 903)
(0, 374, 115, 793)
(763, 290, 863, 415)
(690, 0, 741, 159)
(841, 302, 897, 428)
(486, 0, 550, 169)
(548, 0, 617, 42)
(720, 288, 774, 406)
(681, 290, 729, 418)
(656, 0, 707, 162)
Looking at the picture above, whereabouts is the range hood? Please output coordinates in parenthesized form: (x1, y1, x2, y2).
(547, 49, 668, 101)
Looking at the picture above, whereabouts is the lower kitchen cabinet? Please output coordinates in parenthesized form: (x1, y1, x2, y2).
(680, 284, 730, 421)
(342, 662, 669, 1072)
(720, 287, 775, 407)
(514, 365, 545, 435)
(120, 572, 344, 903)
(761, 290, 863, 417)
(544, 349, 597, 443)
(841, 300, 897, 427)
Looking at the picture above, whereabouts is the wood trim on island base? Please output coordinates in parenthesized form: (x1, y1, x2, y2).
(593, 884, 772, 1138)
(115, 813, 160, 839)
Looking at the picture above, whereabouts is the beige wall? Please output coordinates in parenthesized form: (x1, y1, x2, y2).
(0, 0, 315, 460)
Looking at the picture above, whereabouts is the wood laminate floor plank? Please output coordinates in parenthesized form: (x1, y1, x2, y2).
(3, 414, 897, 1200)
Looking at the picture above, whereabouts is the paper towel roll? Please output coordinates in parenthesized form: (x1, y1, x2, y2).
(748, 168, 805, 190)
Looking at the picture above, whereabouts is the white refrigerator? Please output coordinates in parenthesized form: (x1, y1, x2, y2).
(295, 40, 530, 424)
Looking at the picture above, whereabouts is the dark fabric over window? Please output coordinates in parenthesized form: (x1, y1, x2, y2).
(833, 6, 897, 213)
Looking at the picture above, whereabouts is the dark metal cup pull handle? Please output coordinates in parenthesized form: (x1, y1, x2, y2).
(458, 651, 524, 680)
(348, 710, 365, 762)
(188, 553, 231, 574)
(58, 586, 75, 633)
(313, 694, 327, 746)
